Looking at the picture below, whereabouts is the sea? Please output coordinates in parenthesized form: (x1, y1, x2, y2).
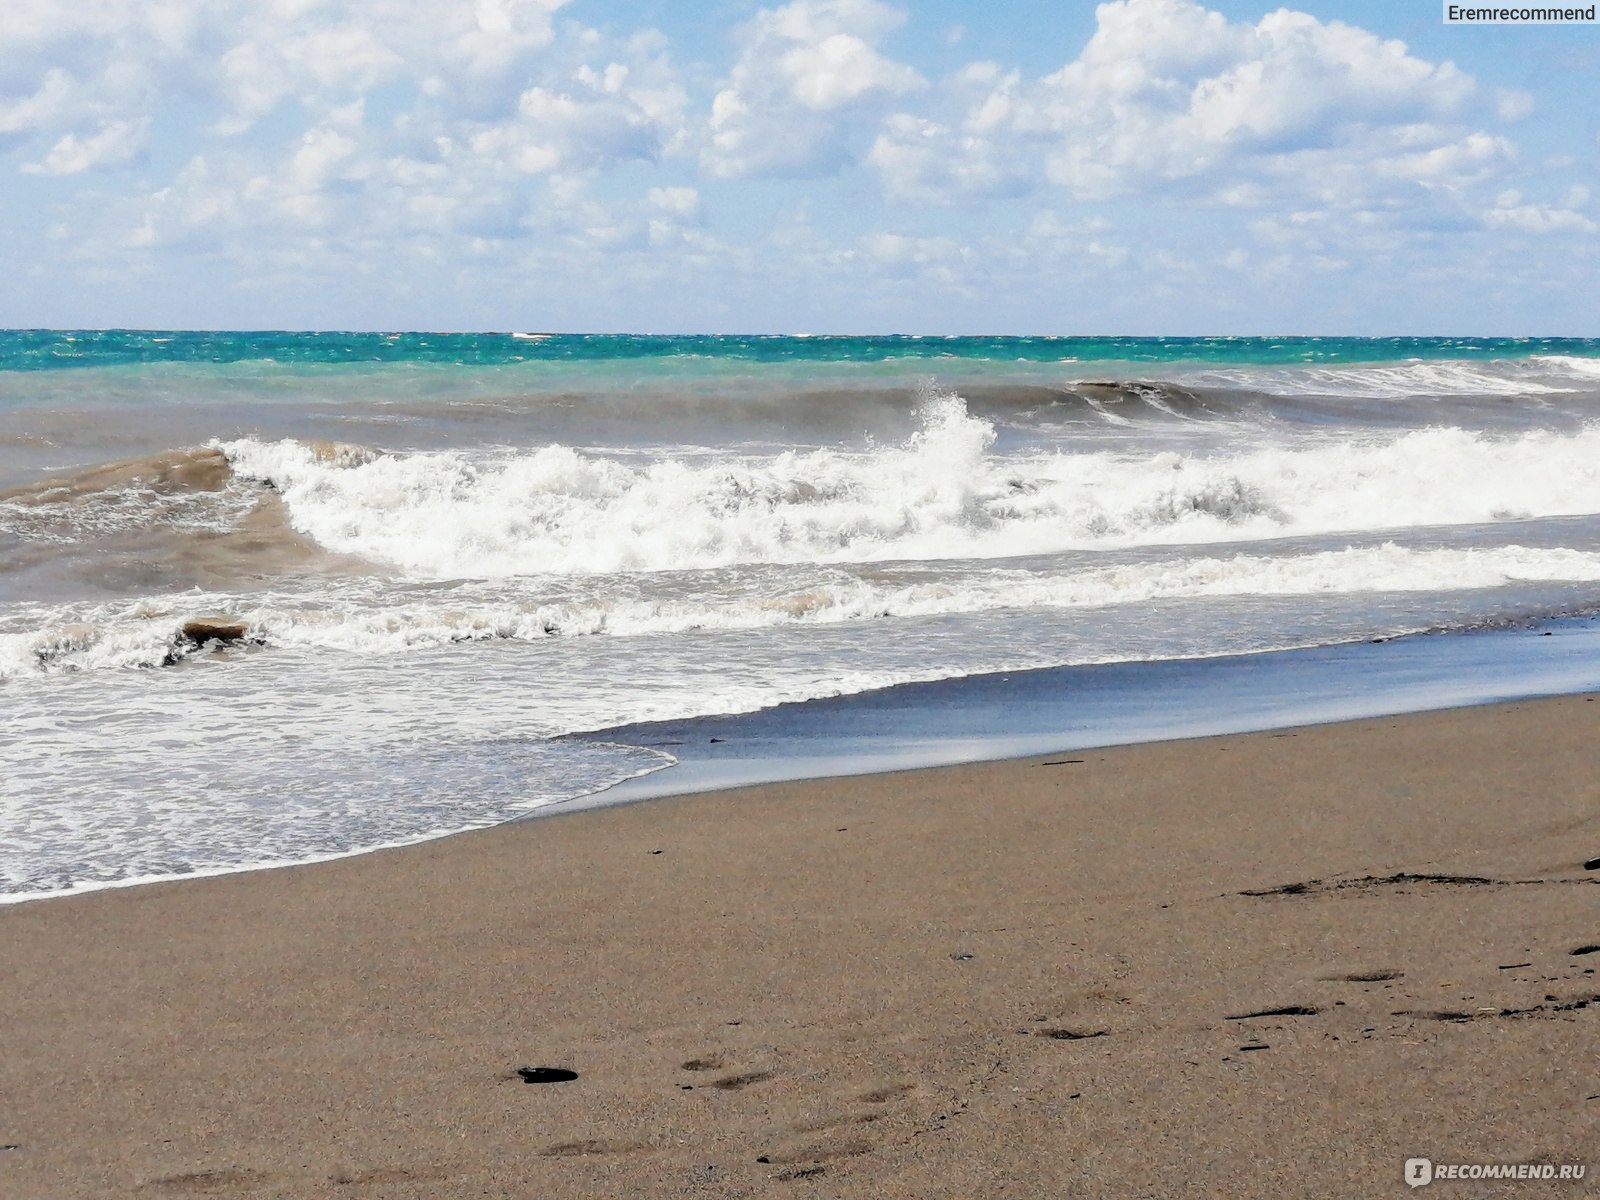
(4, 331, 1600, 902)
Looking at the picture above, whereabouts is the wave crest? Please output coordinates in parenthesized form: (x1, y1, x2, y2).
(215, 399, 1600, 580)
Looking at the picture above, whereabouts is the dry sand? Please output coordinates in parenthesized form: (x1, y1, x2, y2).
(4, 695, 1600, 1198)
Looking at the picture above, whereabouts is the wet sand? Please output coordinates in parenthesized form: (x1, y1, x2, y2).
(4, 695, 1599, 1198)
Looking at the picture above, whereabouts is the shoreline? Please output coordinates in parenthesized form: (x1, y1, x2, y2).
(4, 694, 1600, 1197)
(8, 612, 1600, 908)
(571, 612, 1600, 806)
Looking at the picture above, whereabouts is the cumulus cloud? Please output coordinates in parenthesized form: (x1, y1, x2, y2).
(703, 0, 924, 178)
(21, 118, 148, 174)
(211, 0, 575, 132)
(5, 2, 691, 260)
(0, 0, 675, 181)
(870, 0, 1495, 213)
(1, 0, 1590, 332)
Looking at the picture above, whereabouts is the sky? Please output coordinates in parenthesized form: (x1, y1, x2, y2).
(1, 0, 1597, 334)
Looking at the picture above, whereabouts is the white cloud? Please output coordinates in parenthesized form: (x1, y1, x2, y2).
(128, 156, 244, 250)
(21, 118, 148, 174)
(646, 186, 700, 219)
(211, 1, 571, 132)
(1485, 189, 1598, 234)
(0, 1, 584, 157)
(859, 229, 959, 266)
(12, 4, 690, 260)
(1379, 129, 1512, 184)
(871, 0, 1496, 214)
(874, 117, 1017, 203)
(2, 70, 88, 139)
(703, 0, 924, 178)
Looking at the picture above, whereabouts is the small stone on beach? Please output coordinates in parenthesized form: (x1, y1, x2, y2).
(516, 1067, 579, 1084)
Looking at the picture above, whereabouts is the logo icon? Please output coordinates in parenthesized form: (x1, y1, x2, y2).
(1406, 1158, 1435, 1188)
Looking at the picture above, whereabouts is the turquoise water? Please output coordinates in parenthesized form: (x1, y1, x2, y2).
(5, 330, 1600, 371)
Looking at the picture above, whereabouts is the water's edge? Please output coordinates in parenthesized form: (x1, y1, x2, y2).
(565, 615, 1600, 807)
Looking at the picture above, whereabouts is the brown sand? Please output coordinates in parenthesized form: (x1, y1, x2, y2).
(4, 696, 1599, 1198)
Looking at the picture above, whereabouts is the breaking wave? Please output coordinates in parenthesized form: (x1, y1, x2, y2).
(214, 395, 1600, 579)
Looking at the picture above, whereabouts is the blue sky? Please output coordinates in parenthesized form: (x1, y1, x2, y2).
(2, 0, 1596, 333)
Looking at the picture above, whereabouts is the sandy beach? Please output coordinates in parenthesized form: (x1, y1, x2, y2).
(4, 695, 1599, 1199)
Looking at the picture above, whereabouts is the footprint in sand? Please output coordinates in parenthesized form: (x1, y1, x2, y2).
(759, 1079, 922, 1171)
(775, 1164, 830, 1180)
(1225, 1005, 1320, 1020)
(709, 1070, 774, 1091)
(539, 1139, 650, 1157)
(142, 1168, 272, 1194)
(854, 1081, 915, 1103)
(328, 1166, 454, 1185)
(759, 1136, 875, 1170)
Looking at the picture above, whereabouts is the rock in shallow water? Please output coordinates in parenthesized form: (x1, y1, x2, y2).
(180, 618, 249, 644)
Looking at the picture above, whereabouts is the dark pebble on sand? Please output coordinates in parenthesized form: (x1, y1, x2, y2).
(950, 952, 974, 961)
(1585, 857, 1600, 870)
(516, 1067, 579, 1084)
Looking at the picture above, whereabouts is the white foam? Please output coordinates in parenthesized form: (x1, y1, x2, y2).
(216, 399, 1600, 580)
(1532, 354, 1600, 380)
(218, 545, 1600, 651)
(1182, 357, 1599, 398)
(7, 542, 1599, 679)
